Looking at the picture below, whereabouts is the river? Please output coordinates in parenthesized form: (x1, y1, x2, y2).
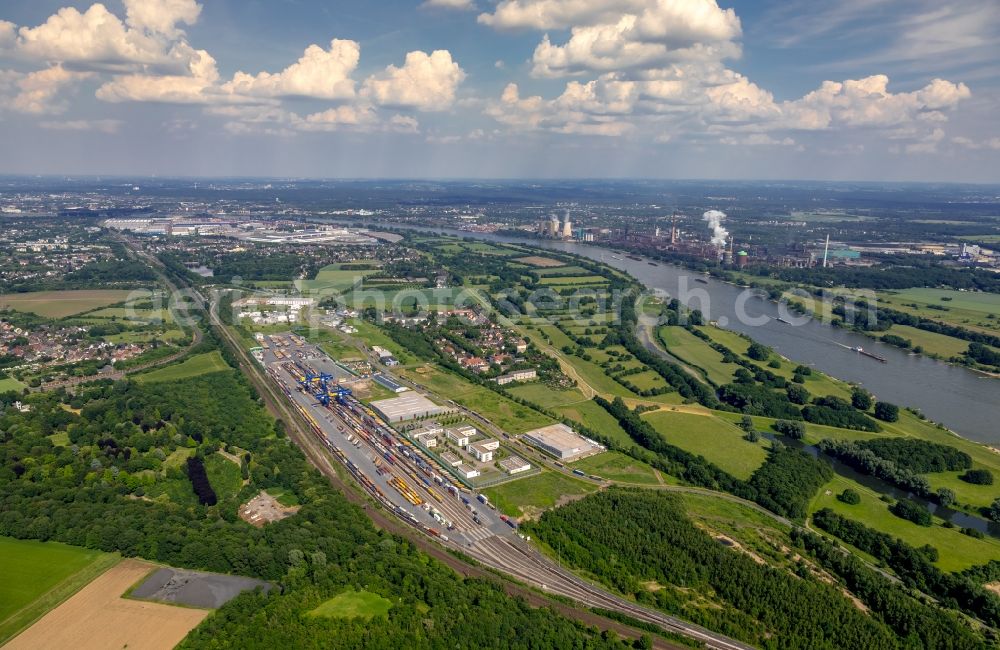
(371, 225, 1000, 446)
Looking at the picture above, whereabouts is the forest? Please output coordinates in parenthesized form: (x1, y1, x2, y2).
(811, 509, 1000, 630)
(526, 488, 915, 650)
(0, 345, 647, 649)
(816, 439, 937, 501)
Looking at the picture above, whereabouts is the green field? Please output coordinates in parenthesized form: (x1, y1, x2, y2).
(206, 453, 244, 502)
(883, 324, 972, 358)
(350, 320, 415, 364)
(308, 589, 393, 620)
(0, 537, 119, 643)
(697, 325, 850, 399)
(874, 288, 1000, 334)
(538, 275, 608, 286)
(483, 470, 599, 518)
(401, 365, 554, 434)
(554, 398, 633, 447)
(296, 263, 378, 293)
(0, 377, 26, 393)
(642, 409, 770, 480)
(658, 326, 735, 386)
(136, 351, 230, 383)
(810, 476, 1000, 572)
(506, 384, 586, 409)
(0, 290, 137, 318)
(571, 451, 663, 485)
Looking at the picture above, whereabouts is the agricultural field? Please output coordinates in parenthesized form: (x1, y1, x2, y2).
(0, 290, 137, 318)
(0, 537, 119, 644)
(135, 351, 229, 383)
(309, 589, 393, 620)
(642, 409, 770, 480)
(483, 469, 598, 519)
(810, 476, 1000, 572)
(5, 559, 208, 650)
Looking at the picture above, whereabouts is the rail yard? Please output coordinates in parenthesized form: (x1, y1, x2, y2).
(251, 333, 753, 650)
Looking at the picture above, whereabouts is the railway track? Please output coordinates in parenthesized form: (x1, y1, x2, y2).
(201, 290, 750, 650)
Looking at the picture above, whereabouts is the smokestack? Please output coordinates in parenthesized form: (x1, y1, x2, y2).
(725, 237, 734, 264)
(822, 233, 830, 268)
(671, 213, 678, 244)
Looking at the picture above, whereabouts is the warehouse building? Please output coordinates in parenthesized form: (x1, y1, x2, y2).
(500, 456, 532, 475)
(522, 423, 602, 461)
(370, 393, 447, 423)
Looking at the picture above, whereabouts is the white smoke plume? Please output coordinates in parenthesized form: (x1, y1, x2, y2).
(702, 210, 729, 247)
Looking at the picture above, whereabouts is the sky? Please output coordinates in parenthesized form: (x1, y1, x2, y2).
(1, 0, 999, 182)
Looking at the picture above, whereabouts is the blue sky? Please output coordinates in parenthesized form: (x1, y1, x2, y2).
(1, 0, 998, 181)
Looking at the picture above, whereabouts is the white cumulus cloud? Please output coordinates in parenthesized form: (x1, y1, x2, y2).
(223, 39, 360, 100)
(362, 50, 465, 111)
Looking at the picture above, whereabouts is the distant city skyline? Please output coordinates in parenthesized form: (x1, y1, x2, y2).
(1, 0, 998, 182)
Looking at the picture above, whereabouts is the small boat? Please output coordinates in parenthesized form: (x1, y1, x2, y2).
(626, 255, 642, 261)
(776, 317, 790, 324)
(694, 278, 708, 284)
(611, 255, 622, 260)
(648, 261, 659, 266)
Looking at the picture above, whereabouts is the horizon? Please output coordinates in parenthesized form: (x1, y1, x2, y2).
(1, 1, 998, 182)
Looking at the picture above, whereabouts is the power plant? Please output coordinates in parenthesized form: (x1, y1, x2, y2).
(537, 212, 575, 240)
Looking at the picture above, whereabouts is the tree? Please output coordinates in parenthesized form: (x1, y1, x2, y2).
(747, 342, 770, 361)
(786, 384, 810, 405)
(961, 469, 994, 485)
(773, 419, 805, 440)
(851, 387, 873, 411)
(988, 498, 1000, 524)
(837, 489, 861, 505)
(936, 488, 956, 508)
(873, 401, 899, 422)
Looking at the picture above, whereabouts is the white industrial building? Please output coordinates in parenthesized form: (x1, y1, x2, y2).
(456, 464, 480, 479)
(522, 423, 603, 461)
(445, 424, 476, 447)
(468, 440, 496, 463)
(500, 455, 532, 475)
(370, 393, 447, 422)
